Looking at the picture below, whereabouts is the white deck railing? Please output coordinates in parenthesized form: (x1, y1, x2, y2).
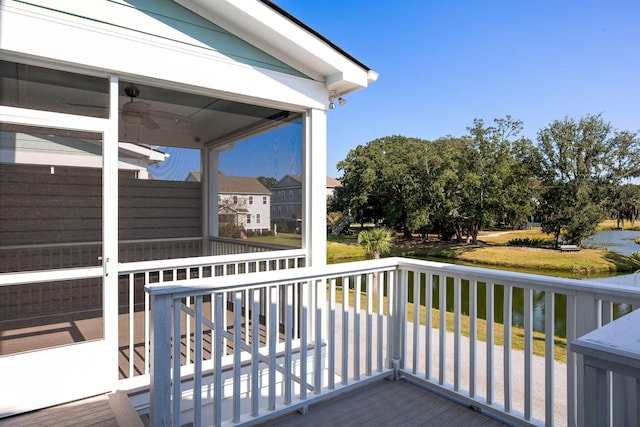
(118, 249, 306, 382)
(144, 257, 640, 427)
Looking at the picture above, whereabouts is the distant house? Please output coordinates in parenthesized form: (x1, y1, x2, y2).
(271, 175, 341, 232)
(271, 174, 302, 232)
(326, 176, 342, 198)
(187, 171, 271, 234)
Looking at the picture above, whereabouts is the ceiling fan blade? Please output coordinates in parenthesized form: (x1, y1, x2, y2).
(148, 109, 193, 126)
(141, 114, 160, 130)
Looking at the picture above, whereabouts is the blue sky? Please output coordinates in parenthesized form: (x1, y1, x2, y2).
(273, 0, 640, 178)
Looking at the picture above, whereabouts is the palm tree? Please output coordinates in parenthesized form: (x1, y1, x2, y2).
(628, 251, 640, 274)
(358, 227, 393, 298)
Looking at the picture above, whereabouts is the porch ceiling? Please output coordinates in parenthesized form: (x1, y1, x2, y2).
(117, 81, 302, 149)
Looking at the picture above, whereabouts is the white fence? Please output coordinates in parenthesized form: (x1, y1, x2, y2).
(144, 257, 640, 427)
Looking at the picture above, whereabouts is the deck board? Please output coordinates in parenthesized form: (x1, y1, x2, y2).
(257, 378, 508, 427)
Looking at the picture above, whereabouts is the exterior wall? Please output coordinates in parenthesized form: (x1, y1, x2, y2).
(271, 175, 302, 233)
(0, 0, 328, 110)
(219, 193, 270, 233)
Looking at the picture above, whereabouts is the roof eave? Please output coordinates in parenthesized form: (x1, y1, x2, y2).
(175, 0, 376, 96)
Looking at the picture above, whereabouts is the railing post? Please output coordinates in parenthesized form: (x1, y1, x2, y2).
(391, 266, 406, 378)
(149, 291, 173, 427)
(574, 291, 599, 427)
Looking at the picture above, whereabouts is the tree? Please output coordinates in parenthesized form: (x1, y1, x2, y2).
(256, 176, 277, 190)
(358, 227, 393, 298)
(537, 114, 639, 247)
(454, 116, 536, 244)
(358, 227, 393, 259)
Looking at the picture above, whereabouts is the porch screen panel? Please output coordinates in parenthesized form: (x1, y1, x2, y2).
(0, 125, 104, 355)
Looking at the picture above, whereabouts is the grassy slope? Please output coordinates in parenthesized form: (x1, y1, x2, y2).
(328, 226, 635, 273)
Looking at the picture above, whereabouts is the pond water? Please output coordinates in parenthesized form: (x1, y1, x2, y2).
(583, 229, 640, 256)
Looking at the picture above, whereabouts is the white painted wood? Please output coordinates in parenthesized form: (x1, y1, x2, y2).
(453, 276, 461, 391)
(545, 291, 555, 426)
(412, 272, 420, 374)
(194, 296, 203, 427)
(328, 278, 336, 389)
(354, 274, 362, 380)
(304, 109, 327, 268)
(503, 284, 512, 413)
(342, 276, 350, 385)
(439, 275, 447, 386)
(366, 272, 374, 377)
(469, 279, 477, 398)
(523, 288, 533, 420)
(425, 273, 433, 380)
(486, 282, 495, 405)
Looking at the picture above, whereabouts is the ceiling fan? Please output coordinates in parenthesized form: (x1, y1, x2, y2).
(121, 85, 193, 130)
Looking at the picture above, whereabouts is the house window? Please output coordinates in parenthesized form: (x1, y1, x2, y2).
(246, 214, 251, 224)
(263, 196, 267, 204)
(256, 214, 261, 224)
(278, 207, 282, 217)
(233, 195, 238, 204)
(289, 190, 293, 200)
(249, 196, 253, 205)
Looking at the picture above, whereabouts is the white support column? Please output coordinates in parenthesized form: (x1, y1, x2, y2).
(103, 75, 119, 388)
(208, 149, 220, 254)
(201, 148, 210, 255)
(303, 108, 327, 268)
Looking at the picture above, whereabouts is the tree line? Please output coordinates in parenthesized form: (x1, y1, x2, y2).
(329, 114, 640, 247)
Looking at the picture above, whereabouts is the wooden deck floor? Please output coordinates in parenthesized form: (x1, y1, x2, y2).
(258, 378, 509, 427)
(0, 391, 143, 427)
(0, 378, 507, 427)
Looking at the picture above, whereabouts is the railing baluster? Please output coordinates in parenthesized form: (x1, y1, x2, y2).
(545, 291, 555, 426)
(366, 272, 373, 377)
(314, 278, 324, 394)
(453, 276, 461, 391)
(486, 282, 495, 405)
(251, 289, 260, 417)
(425, 273, 433, 380)
(377, 272, 384, 373)
(268, 285, 277, 410)
(503, 284, 512, 413)
(213, 293, 223, 427)
(300, 280, 308, 400)
(172, 298, 181, 427)
(128, 273, 135, 378)
(566, 293, 577, 426)
(194, 296, 203, 427)
(285, 283, 293, 404)
(524, 287, 533, 420)
(438, 275, 447, 386)
(342, 276, 350, 385)
(354, 274, 361, 380)
(386, 270, 394, 370)
(412, 271, 420, 375)
(469, 279, 477, 398)
(145, 272, 150, 375)
(233, 291, 242, 423)
(329, 278, 336, 389)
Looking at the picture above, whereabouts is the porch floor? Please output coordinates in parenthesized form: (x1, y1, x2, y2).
(257, 377, 508, 427)
(0, 378, 507, 427)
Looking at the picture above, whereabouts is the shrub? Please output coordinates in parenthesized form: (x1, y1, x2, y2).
(507, 237, 552, 248)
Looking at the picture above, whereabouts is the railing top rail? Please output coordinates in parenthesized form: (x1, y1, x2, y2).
(209, 236, 298, 251)
(397, 257, 640, 301)
(119, 248, 306, 275)
(145, 258, 400, 297)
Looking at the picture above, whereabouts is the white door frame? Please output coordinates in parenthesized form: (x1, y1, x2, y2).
(0, 77, 119, 417)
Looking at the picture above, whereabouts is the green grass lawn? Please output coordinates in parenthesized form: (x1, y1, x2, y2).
(328, 224, 636, 274)
(337, 288, 567, 363)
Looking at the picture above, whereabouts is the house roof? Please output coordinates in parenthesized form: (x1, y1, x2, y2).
(219, 173, 271, 195)
(326, 177, 341, 188)
(186, 171, 271, 195)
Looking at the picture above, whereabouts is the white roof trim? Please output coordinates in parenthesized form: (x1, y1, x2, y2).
(175, 0, 376, 96)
